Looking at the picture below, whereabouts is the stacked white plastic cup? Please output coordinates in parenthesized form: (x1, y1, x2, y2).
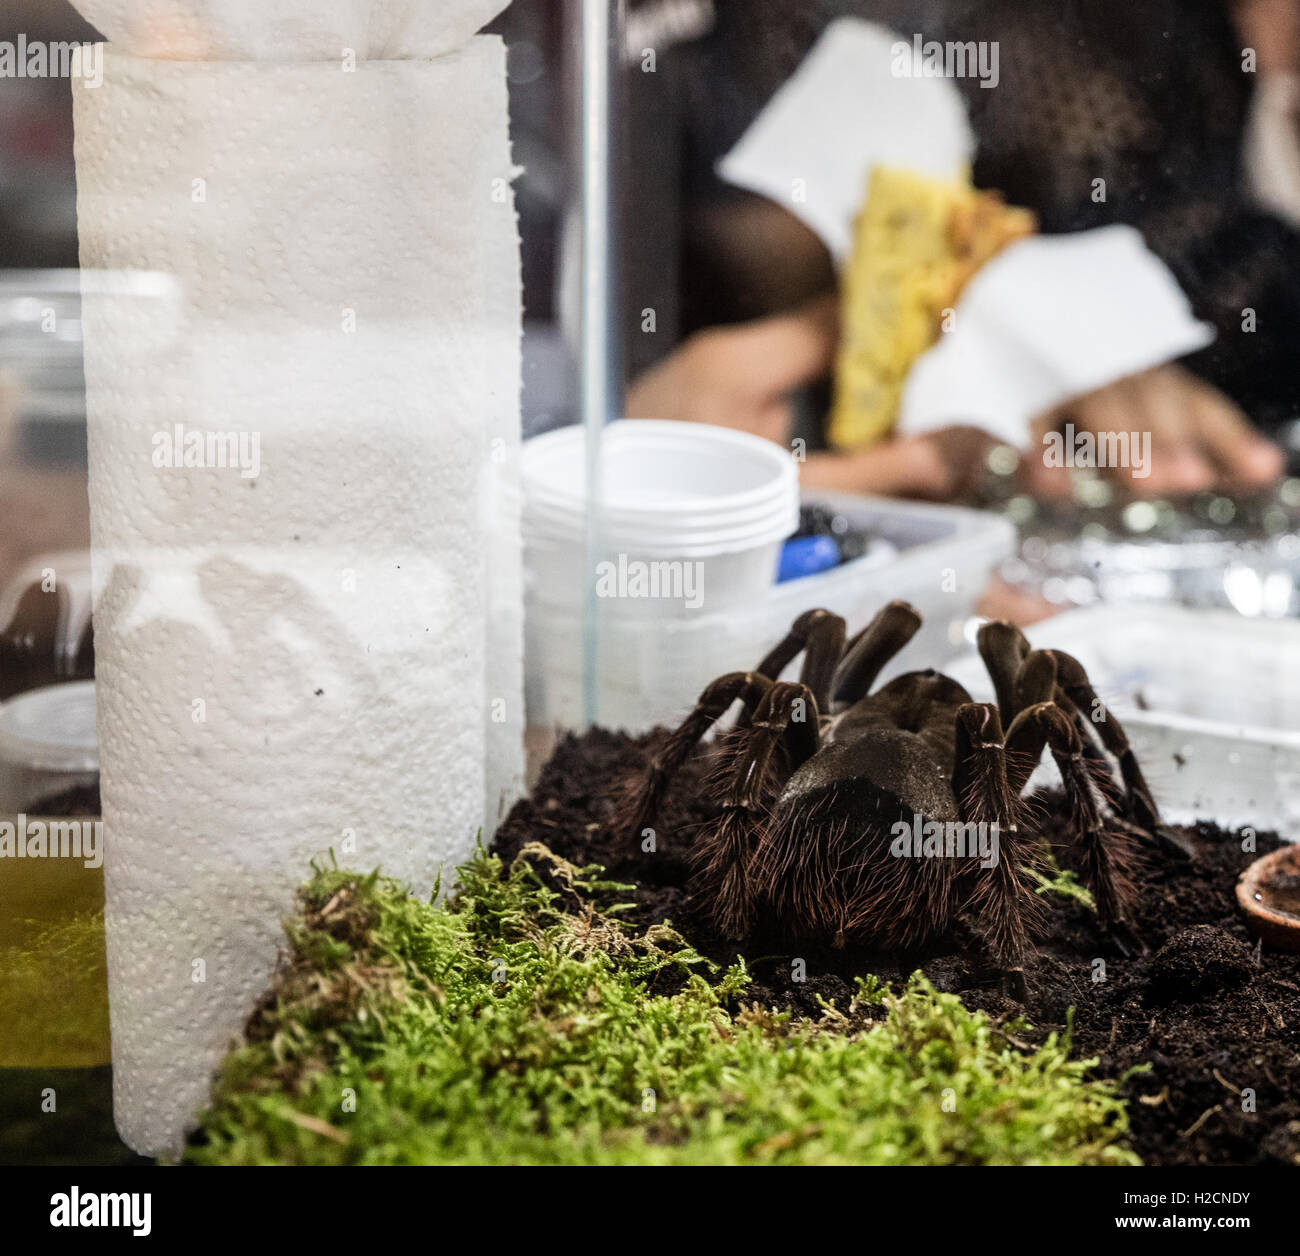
(522, 420, 800, 618)
(0, 681, 99, 812)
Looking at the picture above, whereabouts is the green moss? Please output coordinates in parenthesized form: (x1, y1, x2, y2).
(188, 842, 1139, 1166)
(1032, 851, 1098, 913)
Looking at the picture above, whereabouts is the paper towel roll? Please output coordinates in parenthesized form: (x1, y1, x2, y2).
(72, 34, 522, 1155)
(67, 0, 510, 60)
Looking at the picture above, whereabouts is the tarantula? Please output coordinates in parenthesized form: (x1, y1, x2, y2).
(616, 601, 1165, 994)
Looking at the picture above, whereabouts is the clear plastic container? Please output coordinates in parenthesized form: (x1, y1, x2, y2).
(946, 605, 1300, 835)
(0, 680, 99, 813)
(526, 490, 1015, 735)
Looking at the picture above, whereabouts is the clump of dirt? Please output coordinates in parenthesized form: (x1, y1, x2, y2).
(1145, 925, 1255, 1003)
(493, 728, 1300, 1167)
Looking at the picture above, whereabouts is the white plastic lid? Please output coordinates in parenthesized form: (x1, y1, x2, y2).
(0, 680, 99, 774)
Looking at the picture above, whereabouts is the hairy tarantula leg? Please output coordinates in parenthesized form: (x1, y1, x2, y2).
(695, 681, 821, 940)
(976, 648, 1069, 795)
(980, 628, 1119, 803)
(830, 600, 922, 710)
(996, 648, 1128, 818)
(614, 671, 772, 841)
(954, 703, 1043, 998)
(976, 620, 1031, 727)
(727, 681, 821, 801)
(753, 608, 846, 711)
(981, 632, 1130, 821)
(1004, 702, 1141, 941)
(1047, 650, 1161, 831)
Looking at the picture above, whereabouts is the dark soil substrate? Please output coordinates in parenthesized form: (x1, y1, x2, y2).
(493, 729, 1300, 1167)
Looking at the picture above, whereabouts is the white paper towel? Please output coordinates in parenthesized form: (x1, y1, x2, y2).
(897, 227, 1216, 447)
(718, 18, 974, 263)
(71, 9, 523, 1155)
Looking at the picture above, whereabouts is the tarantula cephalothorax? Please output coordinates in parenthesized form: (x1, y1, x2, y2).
(616, 601, 1165, 992)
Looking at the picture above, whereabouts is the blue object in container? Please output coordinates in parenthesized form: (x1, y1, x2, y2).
(778, 535, 841, 583)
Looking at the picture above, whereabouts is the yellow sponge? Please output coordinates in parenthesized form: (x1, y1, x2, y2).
(829, 167, 1036, 450)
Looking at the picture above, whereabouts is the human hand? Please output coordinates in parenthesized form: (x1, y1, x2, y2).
(1024, 364, 1284, 498)
(625, 295, 838, 444)
(626, 299, 1001, 501)
(1233, 0, 1300, 73)
(800, 426, 997, 501)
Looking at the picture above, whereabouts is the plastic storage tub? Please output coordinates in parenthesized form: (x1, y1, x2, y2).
(946, 605, 1300, 835)
(526, 490, 1015, 734)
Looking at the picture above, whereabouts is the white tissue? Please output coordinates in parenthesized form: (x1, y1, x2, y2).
(897, 226, 1216, 447)
(718, 18, 974, 263)
(72, 22, 522, 1155)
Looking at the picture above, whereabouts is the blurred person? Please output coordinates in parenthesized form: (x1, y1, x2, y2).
(621, 0, 1296, 498)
